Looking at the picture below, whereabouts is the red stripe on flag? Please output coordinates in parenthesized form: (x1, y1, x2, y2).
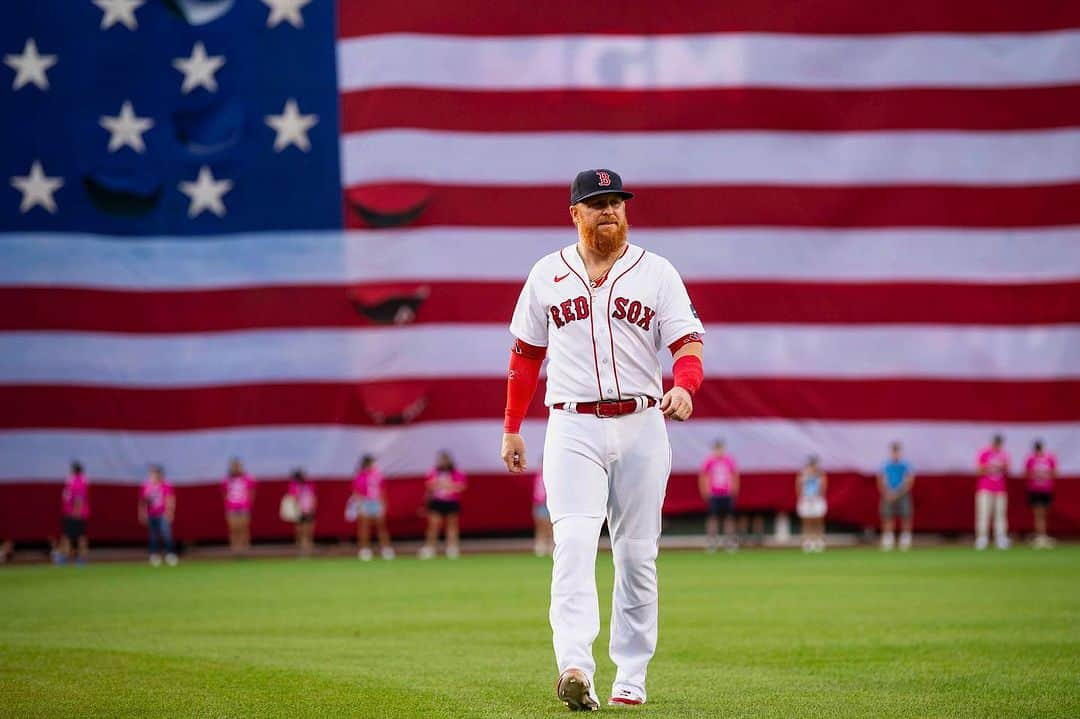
(341, 86, 1080, 133)
(6, 281, 1078, 333)
(337, 0, 1080, 37)
(4, 378, 1078, 430)
(344, 183, 1080, 229)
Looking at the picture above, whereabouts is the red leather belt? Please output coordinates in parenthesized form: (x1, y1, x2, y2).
(552, 397, 657, 418)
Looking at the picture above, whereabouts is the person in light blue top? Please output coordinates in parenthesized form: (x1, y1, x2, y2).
(878, 442, 915, 551)
(796, 456, 828, 552)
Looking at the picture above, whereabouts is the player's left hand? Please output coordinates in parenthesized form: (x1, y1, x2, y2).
(660, 386, 693, 421)
(500, 433, 528, 473)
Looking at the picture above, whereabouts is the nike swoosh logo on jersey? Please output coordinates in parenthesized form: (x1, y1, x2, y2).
(554, 272, 571, 282)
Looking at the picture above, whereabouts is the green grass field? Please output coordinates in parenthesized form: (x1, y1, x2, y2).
(1, 546, 1078, 718)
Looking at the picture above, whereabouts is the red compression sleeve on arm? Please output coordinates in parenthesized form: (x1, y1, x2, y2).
(670, 332, 704, 396)
(672, 355, 703, 395)
(504, 338, 546, 433)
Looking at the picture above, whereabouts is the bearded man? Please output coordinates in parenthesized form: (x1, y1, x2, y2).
(500, 169, 706, 711)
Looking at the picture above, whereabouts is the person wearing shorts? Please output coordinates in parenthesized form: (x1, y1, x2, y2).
(350, 455, 394, 561)
(878, 442, 915, 551)
(419, 450, 467, 559)
(1025, 440, 1057, 549)
(286, 469, 317, 556)
(796, 456, 828, 553)
(533, 466, 553, 557)
(698, 440, 739, 553)
(222, 458, 256, 557)
(139, 465, 177, 566)
(58, 461, 90, 565)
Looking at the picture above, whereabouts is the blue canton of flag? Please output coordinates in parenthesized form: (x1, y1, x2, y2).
(1, 0, 342, 234)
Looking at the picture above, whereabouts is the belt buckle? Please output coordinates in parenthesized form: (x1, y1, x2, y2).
(594, 400, 619, 418)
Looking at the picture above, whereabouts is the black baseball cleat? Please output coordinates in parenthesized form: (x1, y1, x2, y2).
(556, 668, 599, 712)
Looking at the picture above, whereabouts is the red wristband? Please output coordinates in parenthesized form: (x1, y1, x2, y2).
(672, 354, 703, 395)
(504, 339, 546, 432)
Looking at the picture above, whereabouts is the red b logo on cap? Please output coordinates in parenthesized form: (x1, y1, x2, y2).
(596, 171, 611, 187)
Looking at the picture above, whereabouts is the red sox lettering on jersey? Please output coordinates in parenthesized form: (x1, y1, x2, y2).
(551, 296, 656, 331)
(511, 243, 703, 404)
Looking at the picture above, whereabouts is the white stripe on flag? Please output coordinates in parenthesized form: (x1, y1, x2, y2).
(1, 419, 1077, 482)
(4, 228, 1080, 287)
(340, 129, 1080, 186)
(2, 325, 1076, 386)
(337, 31, 1080, 91)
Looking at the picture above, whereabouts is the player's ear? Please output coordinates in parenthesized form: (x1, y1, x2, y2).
(569, 204, 578, 225)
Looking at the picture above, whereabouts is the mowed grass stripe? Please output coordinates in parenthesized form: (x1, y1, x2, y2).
(1, 548, 1077, 718)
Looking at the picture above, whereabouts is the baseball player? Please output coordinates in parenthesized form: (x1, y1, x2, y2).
(500, 169, 704, 711)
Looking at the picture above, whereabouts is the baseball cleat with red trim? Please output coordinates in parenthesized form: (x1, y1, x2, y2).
(556, 668, 599, 712)
(608, 688, 645, 706)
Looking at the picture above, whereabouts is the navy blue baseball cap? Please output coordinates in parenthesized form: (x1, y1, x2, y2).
(570, 169, 634, 205)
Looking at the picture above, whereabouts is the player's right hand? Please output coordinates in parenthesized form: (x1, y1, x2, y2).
(501, 433, 527, 473)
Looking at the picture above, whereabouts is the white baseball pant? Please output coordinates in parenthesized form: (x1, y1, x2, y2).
(542, 406, 671, 702)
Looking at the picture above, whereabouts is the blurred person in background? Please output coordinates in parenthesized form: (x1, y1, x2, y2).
(878, 442, 915, 551)
(975, 435, 1010, 550)
(796, 456, 828, 552)
(698, 439, 739, 553)
(0, 539, 13, 564)
(349, 455, 394, 561)
(533, 464, 553, 557)
(138, 465, 177, 566)
(1024, 440, 1057, 549)
(286, 469, 317, 556)
(223, 458, 256, 557)
(419, 450, 467, 559)
(57, 461, 90, 565)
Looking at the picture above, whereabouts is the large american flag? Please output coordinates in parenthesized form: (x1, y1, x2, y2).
(2, 0, 1078, 541)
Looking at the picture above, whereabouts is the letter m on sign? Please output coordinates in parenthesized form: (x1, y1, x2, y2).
(596, 171, 611, 186)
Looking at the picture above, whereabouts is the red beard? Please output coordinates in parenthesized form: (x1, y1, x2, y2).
(580, 219, 628, 256)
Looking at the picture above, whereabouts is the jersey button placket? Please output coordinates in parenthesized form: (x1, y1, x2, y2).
(586, 290, 606, 401)
(593, 288, 616, 398)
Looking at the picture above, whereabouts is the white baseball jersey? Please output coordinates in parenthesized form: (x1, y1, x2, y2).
(509, 242, 704, 405)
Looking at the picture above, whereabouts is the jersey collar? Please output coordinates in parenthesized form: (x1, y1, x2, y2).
(563, 242, 634, 289)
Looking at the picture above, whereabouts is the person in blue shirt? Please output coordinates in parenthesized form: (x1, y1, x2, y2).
(878, 442, 915, 551)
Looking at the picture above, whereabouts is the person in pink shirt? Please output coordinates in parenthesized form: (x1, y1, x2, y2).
(349, 454, 395, 561)
(419, 450, 467, 559)
(58, 461, 90, 565)
(532, 465, 552, 557)
(698, 439, 740, 553)
(1025, 440, 1058, 549)
(222, 458, 256, 557)
(975, 434, 1010, 550)
(286, 469, 317, 557)
(138, 465, 177, 566)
